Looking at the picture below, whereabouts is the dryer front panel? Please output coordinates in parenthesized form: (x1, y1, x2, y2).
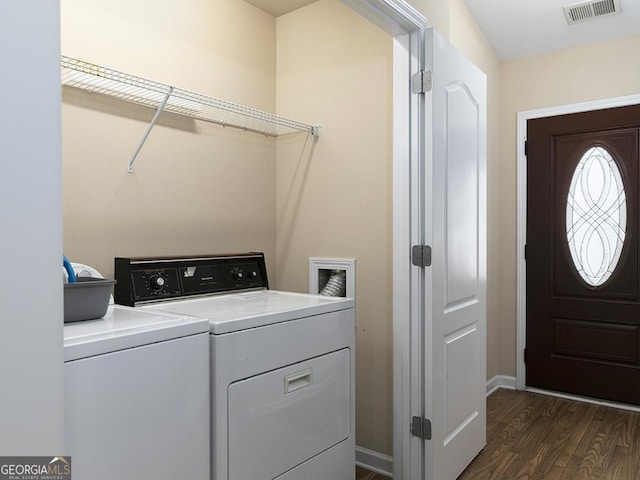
(227, 348, 351, 479)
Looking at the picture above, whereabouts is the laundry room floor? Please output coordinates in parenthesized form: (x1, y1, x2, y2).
(358, 388, 640, 479)
(459, 388, 640, 479)
(355, 465, 388, 479)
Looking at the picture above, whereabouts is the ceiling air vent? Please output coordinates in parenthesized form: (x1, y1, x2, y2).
(563, 0, 620, 24)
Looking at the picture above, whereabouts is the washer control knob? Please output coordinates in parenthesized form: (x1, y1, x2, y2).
(248, 271, 257, 279)
(235, 271, 244, 280)
(149, 275, 166, 291)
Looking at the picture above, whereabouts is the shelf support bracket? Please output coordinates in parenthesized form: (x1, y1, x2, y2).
(128, 86, 174, 173)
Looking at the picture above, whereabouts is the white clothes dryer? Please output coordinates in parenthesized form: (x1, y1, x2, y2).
(115, 253, 355, 480)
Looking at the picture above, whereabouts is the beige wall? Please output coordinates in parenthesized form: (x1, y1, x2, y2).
(62, 0, 275, 109)
(61, 0, 278, 278)
(275, 0, 394, 454)
(499, 33, 640, 376)
(407, 0, 450, 38)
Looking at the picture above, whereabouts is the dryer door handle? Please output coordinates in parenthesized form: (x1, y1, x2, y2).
(284, 368, 312, 394)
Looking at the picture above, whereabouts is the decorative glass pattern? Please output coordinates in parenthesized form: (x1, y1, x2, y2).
(566, 146, 626, 287)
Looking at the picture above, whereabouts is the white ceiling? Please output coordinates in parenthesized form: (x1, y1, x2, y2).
(244, 0, 318, 17)
(463, 0, 640, 61)
(246, 0, 640, 60)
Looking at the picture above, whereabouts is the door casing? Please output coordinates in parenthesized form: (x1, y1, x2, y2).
(344, 3, 487, 479)
(516, 94, 640, 392)
(340, 1, 426, 478)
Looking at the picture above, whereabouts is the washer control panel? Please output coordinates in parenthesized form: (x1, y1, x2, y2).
(114, 253, 269, 306)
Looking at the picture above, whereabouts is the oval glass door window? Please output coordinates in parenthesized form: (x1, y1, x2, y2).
(566, 146, 627, 287)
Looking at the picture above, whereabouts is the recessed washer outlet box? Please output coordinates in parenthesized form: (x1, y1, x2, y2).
(563, 0, 620, 24)
(309, 257, 356, 299)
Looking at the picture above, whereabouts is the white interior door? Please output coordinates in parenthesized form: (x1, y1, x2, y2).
(340, 3, 486, 478)
(421, 27, 487, 480)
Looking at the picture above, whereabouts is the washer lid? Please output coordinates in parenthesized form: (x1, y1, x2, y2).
(140, 290, 354, 334)
(63, 305, 209, 361)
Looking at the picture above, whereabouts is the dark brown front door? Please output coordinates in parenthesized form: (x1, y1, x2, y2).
(527, 104, 640, 404)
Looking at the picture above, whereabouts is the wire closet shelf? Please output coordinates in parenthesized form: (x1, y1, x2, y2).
(61, 56, 320, 139)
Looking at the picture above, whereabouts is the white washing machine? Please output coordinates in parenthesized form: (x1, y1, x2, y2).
(114, 253, 355, 480)
(64, 304, 211, 480)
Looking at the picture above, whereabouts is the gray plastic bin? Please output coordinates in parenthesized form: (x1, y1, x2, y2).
(64, 278, 116, 323)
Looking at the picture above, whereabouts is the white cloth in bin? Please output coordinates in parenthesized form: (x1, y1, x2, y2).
(63, 262, 114, 304)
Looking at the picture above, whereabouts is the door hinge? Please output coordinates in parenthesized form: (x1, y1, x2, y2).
(524, 244, 528, 260)
(524, 140, 528, 156)
(412, 245, 432, 267)
(411, 70, 432, 94)
(411, 416, 432, 440)
(524, 348, 527, 364)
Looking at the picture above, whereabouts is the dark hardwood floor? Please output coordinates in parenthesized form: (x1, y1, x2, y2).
(358, 388, 640, 479)
(356, 465, 389, 479)
(459, 388, 640, 479)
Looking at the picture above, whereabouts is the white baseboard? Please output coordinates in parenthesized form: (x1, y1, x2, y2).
(356, 445, 393, 478)
(486, 375, 516, 395)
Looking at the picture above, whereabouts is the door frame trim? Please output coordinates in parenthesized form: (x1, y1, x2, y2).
(516, 94, 640, 390)
(340, 1, 427, 478)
